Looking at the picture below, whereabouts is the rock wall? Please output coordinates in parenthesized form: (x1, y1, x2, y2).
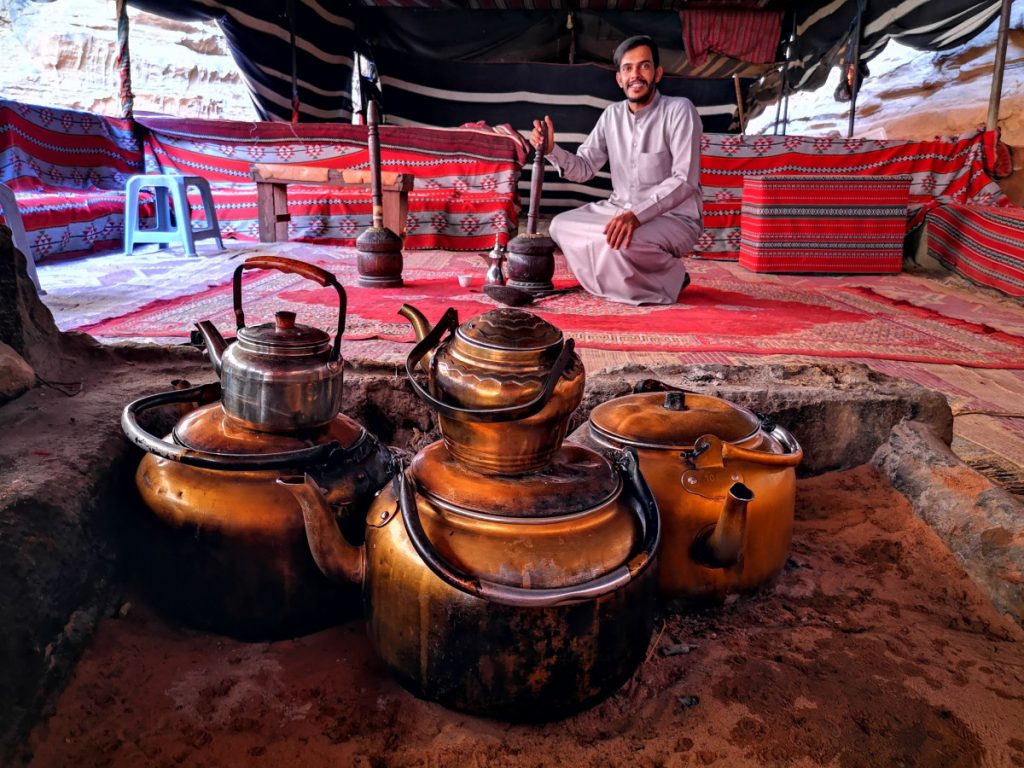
(748, 6, 1024, 147)
(0, 0, 256, 120)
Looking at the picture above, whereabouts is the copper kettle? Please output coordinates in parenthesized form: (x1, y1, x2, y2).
(194, 255, 347, 433)
(399, 304, 584, 475)
(121, 382, 393, 638)
(582, 387, 803, 602)
(279, 446, 660, 719)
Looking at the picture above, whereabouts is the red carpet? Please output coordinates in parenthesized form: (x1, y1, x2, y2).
(75, 249, 1024, 369)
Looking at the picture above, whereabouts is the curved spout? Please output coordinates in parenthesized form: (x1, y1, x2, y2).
(194, 320, 228, 378)
(692, 482, 753, 569)
(397, 303, 433, 374)
(277, 474, 364, 585)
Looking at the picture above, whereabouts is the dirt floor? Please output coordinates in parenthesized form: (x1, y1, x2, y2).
(15, 465, 1024, 768)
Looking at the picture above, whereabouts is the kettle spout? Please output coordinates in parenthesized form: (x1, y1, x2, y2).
(397, 303, 433, 374)
(692, 482, 753, 569)
(277, 474, 365, 585)
(194, 320, 228, 377)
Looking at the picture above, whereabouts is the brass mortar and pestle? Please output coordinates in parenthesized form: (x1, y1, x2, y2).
(484, 121, 577, 307)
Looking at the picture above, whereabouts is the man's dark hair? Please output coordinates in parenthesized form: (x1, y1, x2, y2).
(613, 35, 660, 70)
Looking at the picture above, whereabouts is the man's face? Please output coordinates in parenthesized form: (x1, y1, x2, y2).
(615, 45, 663, 108)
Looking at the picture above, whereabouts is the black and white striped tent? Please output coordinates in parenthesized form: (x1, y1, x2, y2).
(128, 0, 1007, 209)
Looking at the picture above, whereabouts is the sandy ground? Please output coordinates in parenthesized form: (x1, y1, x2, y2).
(17, 466, 1024, 768)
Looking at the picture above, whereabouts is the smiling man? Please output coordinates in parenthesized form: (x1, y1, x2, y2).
(532, 35, 703, 305)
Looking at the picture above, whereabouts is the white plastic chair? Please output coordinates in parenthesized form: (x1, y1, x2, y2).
(0, 182, 43, 293)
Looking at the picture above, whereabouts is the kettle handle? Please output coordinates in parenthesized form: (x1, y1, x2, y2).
(405, 308, 578, 424)
(397, 449, 660, 608)
(692, 426, 803, 468)
(233, 256, 347, 361)
(121, 382, 353, 470)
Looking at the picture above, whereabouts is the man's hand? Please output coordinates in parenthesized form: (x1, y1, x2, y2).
(604, 211, 640, 250)
(531, 116, 555, 155)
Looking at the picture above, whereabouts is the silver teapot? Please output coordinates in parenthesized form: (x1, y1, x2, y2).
(194, 255, 347, 432)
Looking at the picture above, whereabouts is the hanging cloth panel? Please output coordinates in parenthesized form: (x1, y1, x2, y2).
(681, 9, 782, 66)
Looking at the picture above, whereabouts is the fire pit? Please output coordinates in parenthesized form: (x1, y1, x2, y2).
(3, 349, 1023, 765)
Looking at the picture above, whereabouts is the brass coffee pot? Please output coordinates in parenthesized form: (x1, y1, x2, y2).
(280, 445, 660, 719)
(580, 385, 803, 602)
(399, 304, 584, 475)
(281, 306, 661, 718)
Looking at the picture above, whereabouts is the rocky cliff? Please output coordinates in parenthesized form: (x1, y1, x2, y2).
(0, 0, 256, 120)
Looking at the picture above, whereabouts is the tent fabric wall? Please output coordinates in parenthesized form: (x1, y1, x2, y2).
(127, 0, 1005, 131)
(370, 46, 747, 211)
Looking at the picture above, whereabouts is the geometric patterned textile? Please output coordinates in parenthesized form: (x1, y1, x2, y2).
(695, 130, 1010, 261)
(926, 203, 1024, 298)
(136, 113, 528, 252)
(0, 99, 145, 262)
(72, 247, 1024, 370)
(739, 175, 912, 274)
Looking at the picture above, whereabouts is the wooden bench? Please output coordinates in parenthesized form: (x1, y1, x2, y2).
(251, 163, 414, 243)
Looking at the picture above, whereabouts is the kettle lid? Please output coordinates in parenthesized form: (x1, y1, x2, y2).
(589, 391, 761, 449)
(410, 441, 619, 518)
(237, 311, 331, 353)
(455, 308, 563, 353)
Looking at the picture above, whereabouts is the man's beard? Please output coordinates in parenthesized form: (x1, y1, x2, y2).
(626, 79, 654, 105)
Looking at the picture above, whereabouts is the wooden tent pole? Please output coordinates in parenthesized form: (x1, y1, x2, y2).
(288, 0, 300, 122)
(987, 0, 1013, 131)
(773, 13, 796, 136)
(733, 75, 746, 135)
(847, 0, 864, 139)
(115, 0, 134, 120)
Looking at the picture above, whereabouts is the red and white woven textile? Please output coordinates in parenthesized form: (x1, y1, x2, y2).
(739, 175, 912, 274)
(0, 99, 145, 262)
(927, 203, 1024, 297)
(695, 130, 1009, 261)
(136, 114, 527, 252)
(680, 9, 782, 66)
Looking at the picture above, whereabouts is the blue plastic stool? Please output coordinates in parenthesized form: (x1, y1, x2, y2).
(124, 174, 224, 256)
(0, 182, 42, 293)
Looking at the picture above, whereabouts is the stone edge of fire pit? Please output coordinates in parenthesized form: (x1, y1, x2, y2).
(872, 420, 1024, 624)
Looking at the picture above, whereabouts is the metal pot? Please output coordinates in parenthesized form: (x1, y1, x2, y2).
(194, 255, 347, 433)
(279, 445, 660, 719)
(581, 387, 803, 602)
(121, 393, 394, 637)
(398, 304, 584, 475)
